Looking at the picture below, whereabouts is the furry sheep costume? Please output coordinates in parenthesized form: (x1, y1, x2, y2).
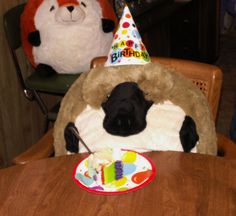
(53, 62, 217, 156)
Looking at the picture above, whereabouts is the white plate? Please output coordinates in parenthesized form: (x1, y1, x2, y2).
(72, 150, 156, 195)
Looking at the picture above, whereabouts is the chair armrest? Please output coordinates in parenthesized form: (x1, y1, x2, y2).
(12, 129, 236, 165)
(217, 133, 236, 159)
(13, 128, 54, 165)
(90, 56, 107, 68)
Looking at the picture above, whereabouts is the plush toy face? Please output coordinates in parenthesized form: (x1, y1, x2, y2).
(21, 0, 117, 74)
(65, 82, 199, 154)
(102, 82, 153, 136)
(35, 0, 85, 26)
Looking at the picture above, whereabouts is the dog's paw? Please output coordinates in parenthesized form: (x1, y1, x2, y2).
(64, 122, 79, 153)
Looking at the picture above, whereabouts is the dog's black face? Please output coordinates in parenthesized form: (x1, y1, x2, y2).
(102, 82, 153, 136)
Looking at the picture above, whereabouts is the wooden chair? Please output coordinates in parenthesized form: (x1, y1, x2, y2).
(3, 4, 80, 131)
(13, 57, 236, 164)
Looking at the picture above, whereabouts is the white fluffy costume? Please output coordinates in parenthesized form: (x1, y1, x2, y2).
(21, 0, 117, 74)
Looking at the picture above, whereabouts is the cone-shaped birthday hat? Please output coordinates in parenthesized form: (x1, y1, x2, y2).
(104, 5, 151, 67)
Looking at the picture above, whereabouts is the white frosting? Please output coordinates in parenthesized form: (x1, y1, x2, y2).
(87, 148, 122, 185)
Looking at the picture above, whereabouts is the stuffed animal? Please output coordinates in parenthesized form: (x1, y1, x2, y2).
(21, 0, 117, 76)
(53, 5, 217, 156)
(53, 63, 217, 156)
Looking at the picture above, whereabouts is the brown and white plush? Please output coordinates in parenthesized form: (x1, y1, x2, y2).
(54, 62, 217, 156)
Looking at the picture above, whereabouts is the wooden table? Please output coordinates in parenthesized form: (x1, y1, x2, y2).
(0, 151, 236, 215)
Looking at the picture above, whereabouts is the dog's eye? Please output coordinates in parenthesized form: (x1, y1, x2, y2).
(81, 2, 86, 7)
(50, 5, 55, 12)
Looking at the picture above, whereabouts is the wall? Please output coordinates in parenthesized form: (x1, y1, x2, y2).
(0, 0, 59, 167)
(170, 0, 221, 63)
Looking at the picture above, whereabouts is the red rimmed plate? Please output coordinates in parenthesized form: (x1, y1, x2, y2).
(72, 150, 156, 195)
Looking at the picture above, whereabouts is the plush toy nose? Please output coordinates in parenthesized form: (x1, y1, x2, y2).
(67, 6, 74, 12)
(103, 101, 146, 137)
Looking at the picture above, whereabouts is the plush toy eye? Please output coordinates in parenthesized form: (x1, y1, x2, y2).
(81, 2, 86, 7)
(50, 5, 55, 12)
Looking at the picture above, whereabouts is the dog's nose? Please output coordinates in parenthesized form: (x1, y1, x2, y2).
(67, 6, 74, 12)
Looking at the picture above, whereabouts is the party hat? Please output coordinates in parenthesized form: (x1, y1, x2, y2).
(104, 5, 151, 67)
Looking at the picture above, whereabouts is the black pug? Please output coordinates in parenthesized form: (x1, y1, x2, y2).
(102, 82, 153, 136)
(64, 82, 199, 153)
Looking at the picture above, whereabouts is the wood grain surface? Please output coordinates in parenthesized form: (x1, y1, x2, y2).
(0, 151, 236, 215)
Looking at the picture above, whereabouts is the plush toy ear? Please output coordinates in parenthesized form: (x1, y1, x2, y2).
(179, 116, 199, 152)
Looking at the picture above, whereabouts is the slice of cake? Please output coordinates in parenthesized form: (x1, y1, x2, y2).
(87, 148, 124, 185)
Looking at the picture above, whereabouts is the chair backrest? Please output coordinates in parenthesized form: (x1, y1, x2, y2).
(3, 3, 25, 50)
(3, 4, 28, 94)
(91, 56, 223, 122)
